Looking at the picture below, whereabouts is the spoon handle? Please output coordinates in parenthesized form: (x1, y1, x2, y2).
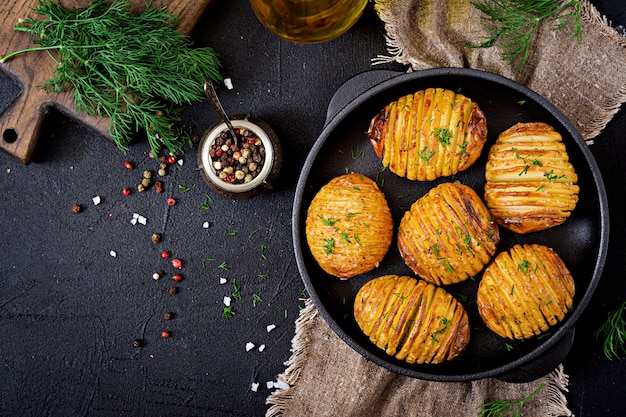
(204, 79, 239, 146)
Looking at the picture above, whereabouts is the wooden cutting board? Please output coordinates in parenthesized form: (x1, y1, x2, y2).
(0, 0, 214, 164)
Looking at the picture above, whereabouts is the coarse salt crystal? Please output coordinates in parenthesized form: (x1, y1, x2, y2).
(266, 324, 276, 333)
(131, 213, 147, 225)
(245, 342, 255, 352)
(92, 196, 101, 205)
(110, 250, 117, 257)
(266, 381, 274, 389)
(203, 221, 210, 229)
(250, 382, 259, 392)
(177, 159, 183, 166)
(223, 296, 231, 306)
(258, 344, 265, 352)
(219, 278, 227, 285)
(224, 78, 233, 90)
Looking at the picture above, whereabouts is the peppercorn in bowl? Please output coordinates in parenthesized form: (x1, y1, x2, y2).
(198, 115, 282, 199)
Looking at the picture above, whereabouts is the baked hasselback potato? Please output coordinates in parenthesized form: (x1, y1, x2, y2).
(354, 275, 470, 364)
(367, 87, 487, 181)
(484, 122, 580, 234)
(305, 173, 393, 279)
(397, 182, 499, 286)
(477, 244, 575, 340)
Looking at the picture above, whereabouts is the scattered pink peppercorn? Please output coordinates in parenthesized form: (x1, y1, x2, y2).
(124, 161, 134, 170)
(167, 198, 176, 206)
(122, 188, 131, 196)
(161, 251, 170, 259)
(161, 331, 171, 339)
(171, 258, 182, 269)
(172, 273, 183, 282)
(166, 155, 177, 165)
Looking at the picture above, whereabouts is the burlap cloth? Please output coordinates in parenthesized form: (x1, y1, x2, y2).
(372, 0, 626, 141)
(266, 1, 626, 416)
(266, 300, 571, 416)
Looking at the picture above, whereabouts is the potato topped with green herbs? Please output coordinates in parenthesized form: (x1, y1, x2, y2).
(398, 182, 499, 286)
(477, 244, 575, 339)
(367, 87, 487, 181)
(484, 122, 580, 234)
(354, 275, 470, 364)
(305, 173, 393, 279)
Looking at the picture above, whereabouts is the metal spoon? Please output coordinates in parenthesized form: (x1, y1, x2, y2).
(204, 79, 238, 146)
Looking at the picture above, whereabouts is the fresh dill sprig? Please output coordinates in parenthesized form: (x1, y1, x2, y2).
(0, 0, 222, 155)
(477, 383, 546, 417)
(470, 0, 583, 69)
(594, 300, 626, 361)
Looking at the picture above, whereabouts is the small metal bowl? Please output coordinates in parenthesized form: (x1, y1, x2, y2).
(197, 114, 282, 199)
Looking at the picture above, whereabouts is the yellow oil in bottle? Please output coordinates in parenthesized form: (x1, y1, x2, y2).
(249, 0, 369, 44)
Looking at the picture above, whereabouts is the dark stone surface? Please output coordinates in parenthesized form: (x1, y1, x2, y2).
(0, 1, 624, 416)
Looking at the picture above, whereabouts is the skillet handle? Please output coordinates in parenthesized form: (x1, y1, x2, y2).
(495, 328, 575, 383)
(325, 70, 404, 127)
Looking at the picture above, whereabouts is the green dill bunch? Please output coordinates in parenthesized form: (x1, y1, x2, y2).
(471, 0, 583, 69)
(3, 0, 222, 154)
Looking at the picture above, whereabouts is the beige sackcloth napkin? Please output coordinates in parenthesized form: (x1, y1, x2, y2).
(267, 1, 626, 416)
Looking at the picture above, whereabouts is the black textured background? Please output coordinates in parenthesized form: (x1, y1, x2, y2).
(1, 1, 625, 416)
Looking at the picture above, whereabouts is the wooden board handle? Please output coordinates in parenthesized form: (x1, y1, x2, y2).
(0, 0, 214, 164)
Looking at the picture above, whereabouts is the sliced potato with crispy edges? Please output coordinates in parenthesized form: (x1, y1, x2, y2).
(354, 275, 470, 364)
(397, 182, 500, 286)
(477, 244, 575, 340)
(368, 87, 487, 181)
(305, 173, 393, 279)
(484, 122, 579, 234)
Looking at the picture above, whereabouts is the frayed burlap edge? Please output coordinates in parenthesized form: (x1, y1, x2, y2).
(265, 299, 318, 417)
(544, 365, 573, 417)
(372, 0, 626, 141)
(265, 298, 573, 417)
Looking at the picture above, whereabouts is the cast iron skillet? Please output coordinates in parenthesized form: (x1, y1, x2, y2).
(292, 68, 609, 382)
